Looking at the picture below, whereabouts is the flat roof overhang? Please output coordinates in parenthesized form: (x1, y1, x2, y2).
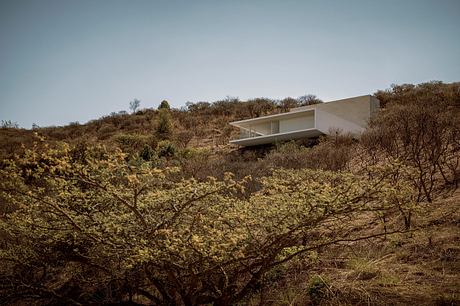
(230, 108, 315, 128)
(230, 128, 324, 146)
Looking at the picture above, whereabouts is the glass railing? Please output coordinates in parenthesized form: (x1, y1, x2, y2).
(239, 129, 264, 139)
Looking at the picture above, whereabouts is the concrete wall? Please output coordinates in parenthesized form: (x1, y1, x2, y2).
(315, 108, 365, 135)
(370, 96, 380, 117)
(279, 112, 315, 133)
(315, 95, 372, 129)
(314, 95, 377, 135)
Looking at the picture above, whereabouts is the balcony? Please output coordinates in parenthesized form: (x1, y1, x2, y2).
(230, 109, 320, 146)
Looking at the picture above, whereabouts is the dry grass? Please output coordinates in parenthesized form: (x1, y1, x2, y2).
(247, 191, 460, 305)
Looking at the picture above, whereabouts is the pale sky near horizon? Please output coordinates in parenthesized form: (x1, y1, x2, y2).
(1, 0, 459, 128)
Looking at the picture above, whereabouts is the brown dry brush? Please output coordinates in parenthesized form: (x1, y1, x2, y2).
(364, 82, 460, 203)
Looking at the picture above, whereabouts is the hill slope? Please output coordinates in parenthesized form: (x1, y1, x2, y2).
(0, 81, 459, 305)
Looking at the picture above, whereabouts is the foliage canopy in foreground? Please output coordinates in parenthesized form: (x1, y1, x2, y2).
(0, 142, 412, 305)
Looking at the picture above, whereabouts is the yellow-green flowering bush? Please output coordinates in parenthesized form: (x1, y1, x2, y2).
(0, 141, 413, 305)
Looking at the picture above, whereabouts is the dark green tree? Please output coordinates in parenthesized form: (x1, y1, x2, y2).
(155, 109, 173, 139)
(158, 100, 170, 110)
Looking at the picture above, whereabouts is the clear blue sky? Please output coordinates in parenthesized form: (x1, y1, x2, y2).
(1, 0, 459, 128)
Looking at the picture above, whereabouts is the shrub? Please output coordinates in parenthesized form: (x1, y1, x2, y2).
(365, 82, 460, 202)
(245, 98, 277, 117)
(298, 94, 323, 106)
(174, 130, 194, 148)
(186, 101, 211, 112)
(157, 140, 177, 158)
(158, 100, 170, 110)
(305, 133, 355, 171)
(155, 109, 173, 139)
(178, 148, 215, 179)
(139, 144, 155, 161)
(113, 133, 151, 155)
(97, 124, 118, 140)
(0, 143, 413, 305)
(42, 127, 71, 141)
(264, 135, 355, 172)
(264, 141, 311, 169)
(279, 97, 300, 112)
(308, 275, 329, 304)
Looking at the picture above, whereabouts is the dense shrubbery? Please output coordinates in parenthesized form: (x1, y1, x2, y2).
(365, 82, 460, 202)
(0, 141, 412, 305)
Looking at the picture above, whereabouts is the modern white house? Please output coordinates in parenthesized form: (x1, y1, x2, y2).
(229, 95, 380, 146)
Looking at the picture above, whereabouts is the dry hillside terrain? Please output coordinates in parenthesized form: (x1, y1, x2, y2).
(0, 82, 459, 305)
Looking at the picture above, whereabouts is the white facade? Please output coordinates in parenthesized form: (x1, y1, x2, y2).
(230, 95, 380, 146)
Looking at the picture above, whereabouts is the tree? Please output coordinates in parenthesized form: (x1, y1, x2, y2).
(155, 109, 173, 139)
(211, 96, 239, 116)
(279, 97, 300, 112)
(364, 82, 460, 203)
(1, 120, 19, 129)
(129, 99, 141, 113)
(0, 141, 412, 305)
(186, 101, 211, 112)
(298, 94, 323, 106)
(246, 98, 276, 117)
(158, 100, 170, 110)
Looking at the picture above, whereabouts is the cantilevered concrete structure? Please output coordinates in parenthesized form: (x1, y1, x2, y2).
(229, 95, 380, 146)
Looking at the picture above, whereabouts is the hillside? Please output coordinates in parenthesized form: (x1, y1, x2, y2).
(0, 95, 324, 160)
(0, 81, 459, 305)
(250, 191, 460, 305)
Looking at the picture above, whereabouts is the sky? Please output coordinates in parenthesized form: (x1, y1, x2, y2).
(1, 0, 459, 128)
